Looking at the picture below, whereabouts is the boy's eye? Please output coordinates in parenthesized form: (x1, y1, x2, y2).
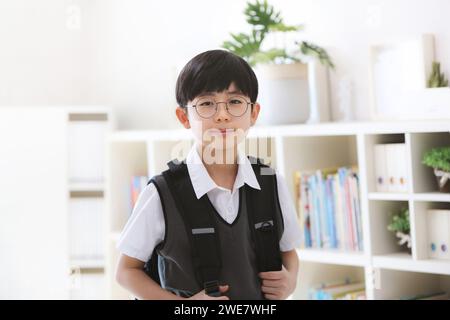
(229, 99, 243, 105)
(199, 101, 214, 107)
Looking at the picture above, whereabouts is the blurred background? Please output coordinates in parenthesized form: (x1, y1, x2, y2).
(1, 0, 450, 300)
(2, 0, 450, 127)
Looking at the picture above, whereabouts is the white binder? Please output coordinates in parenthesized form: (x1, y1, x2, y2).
(427, 210, 450, 260)
(394, 143, 408, 193)
(374, 144, 388, 192)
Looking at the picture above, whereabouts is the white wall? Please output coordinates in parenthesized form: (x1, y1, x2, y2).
(0, 0, 97, 105)
(1, 0, 449, 129)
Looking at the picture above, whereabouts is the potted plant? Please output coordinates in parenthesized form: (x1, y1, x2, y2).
(387, 207, 411, 251)
(222, 0, 334, 125)
(427, 61, 448, 88)
(422, 147, 450, 193)
(423, 60, 450, 118)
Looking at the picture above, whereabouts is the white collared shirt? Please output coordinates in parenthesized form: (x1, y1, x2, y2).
(117, 145, 302, 262)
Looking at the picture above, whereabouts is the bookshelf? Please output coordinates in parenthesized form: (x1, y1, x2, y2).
(67, 107, 114, 300)
(0, 106, 113, 299)
(106, 120, 450, 300)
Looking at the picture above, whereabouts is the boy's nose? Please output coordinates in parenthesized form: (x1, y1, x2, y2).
(214, 102, 230, 122)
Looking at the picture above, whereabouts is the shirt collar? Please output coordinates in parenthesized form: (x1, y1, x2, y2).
(185, 143, 261, 199)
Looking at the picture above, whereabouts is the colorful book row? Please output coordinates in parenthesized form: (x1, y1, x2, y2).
(294, 166, 363, 251)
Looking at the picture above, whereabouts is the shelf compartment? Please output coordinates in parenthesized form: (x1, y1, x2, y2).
(363, 133, 411, 194)
(369, 200, 412, 256)
(411, 201, 450, 260)
(293, 261, 366, 299)
(410, 132, 450, 193)
(281, 135, 357, 201)
(108, 141, 148, 233)
(68, 120, 109, 184)
(373, 268, 450, 300)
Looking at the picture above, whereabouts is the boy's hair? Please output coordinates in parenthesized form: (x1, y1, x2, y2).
(176, 50, 258, 108)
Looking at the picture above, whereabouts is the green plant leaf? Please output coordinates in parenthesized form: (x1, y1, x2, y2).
(245, 0, 282, 33)
(299, 41, 335, 69)
(427, 61, 449, 88)
(250, 48, 300, 66)
(387, 207, 410, 234)
(268, 23, 303, 32)
(422, 147, 450, 172)
(222, 30, 263, 62)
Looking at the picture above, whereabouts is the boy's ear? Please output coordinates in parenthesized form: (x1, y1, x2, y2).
(176, 107, 191, 129)
(250, 103, 260, 126)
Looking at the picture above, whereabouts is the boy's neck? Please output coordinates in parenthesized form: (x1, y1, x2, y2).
(197, 144, 239, 192)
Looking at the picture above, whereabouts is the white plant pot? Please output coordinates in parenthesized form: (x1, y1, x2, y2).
(398, 87, 450, 120)
(422, 87, 450, 118)
(253, 61, 331, 126)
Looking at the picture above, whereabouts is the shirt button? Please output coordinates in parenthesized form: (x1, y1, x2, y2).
(228, 207, 232, 212)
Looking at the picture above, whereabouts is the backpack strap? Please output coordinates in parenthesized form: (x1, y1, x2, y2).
(246, 156, 283, 272)
(162, 159, 222, 297)
(142, 178, 164, 287)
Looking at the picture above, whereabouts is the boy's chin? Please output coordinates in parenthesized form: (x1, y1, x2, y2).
(201, 129, 248, 146)
(200, 145, 240, 165)
(202, 140, 237, 151)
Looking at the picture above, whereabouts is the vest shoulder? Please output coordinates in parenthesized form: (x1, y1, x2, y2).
(247, 155, 271, 168)
(147, 173, 166, 187)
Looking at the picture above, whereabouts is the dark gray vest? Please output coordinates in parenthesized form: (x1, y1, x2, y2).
(151, 174, 284, 300)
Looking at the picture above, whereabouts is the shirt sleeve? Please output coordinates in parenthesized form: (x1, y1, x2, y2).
(276, 172, 302, 252)
(116, 182, 165, 262)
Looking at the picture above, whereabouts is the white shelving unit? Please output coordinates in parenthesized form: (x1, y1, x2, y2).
(67, 107, 114, 300)
(106, 120, 450, 300)
(0, 106, 113, 299)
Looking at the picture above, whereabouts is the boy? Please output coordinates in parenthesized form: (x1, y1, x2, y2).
(116, 50, 301, 300)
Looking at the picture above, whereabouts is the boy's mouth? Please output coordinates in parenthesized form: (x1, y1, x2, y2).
(218, 128, 235, 136)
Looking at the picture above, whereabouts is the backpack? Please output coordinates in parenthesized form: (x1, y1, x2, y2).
(143, 156, 283, 296)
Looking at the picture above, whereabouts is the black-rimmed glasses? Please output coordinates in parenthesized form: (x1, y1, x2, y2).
(188, 95, 254, 118)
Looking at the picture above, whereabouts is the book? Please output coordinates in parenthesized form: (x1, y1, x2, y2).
(310, 281, 365, 300)
(294, 172, 304, 246)
(300, 173, 312, 248)
(319, 282, 365, 300)
(308, 278, 352, 300)
(316, 170, 329, 249)
(337, 289, 366, 300)
(294, 166, 362, 251)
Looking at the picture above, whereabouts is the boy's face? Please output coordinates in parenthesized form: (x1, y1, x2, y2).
(176, 82, 260, 156)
